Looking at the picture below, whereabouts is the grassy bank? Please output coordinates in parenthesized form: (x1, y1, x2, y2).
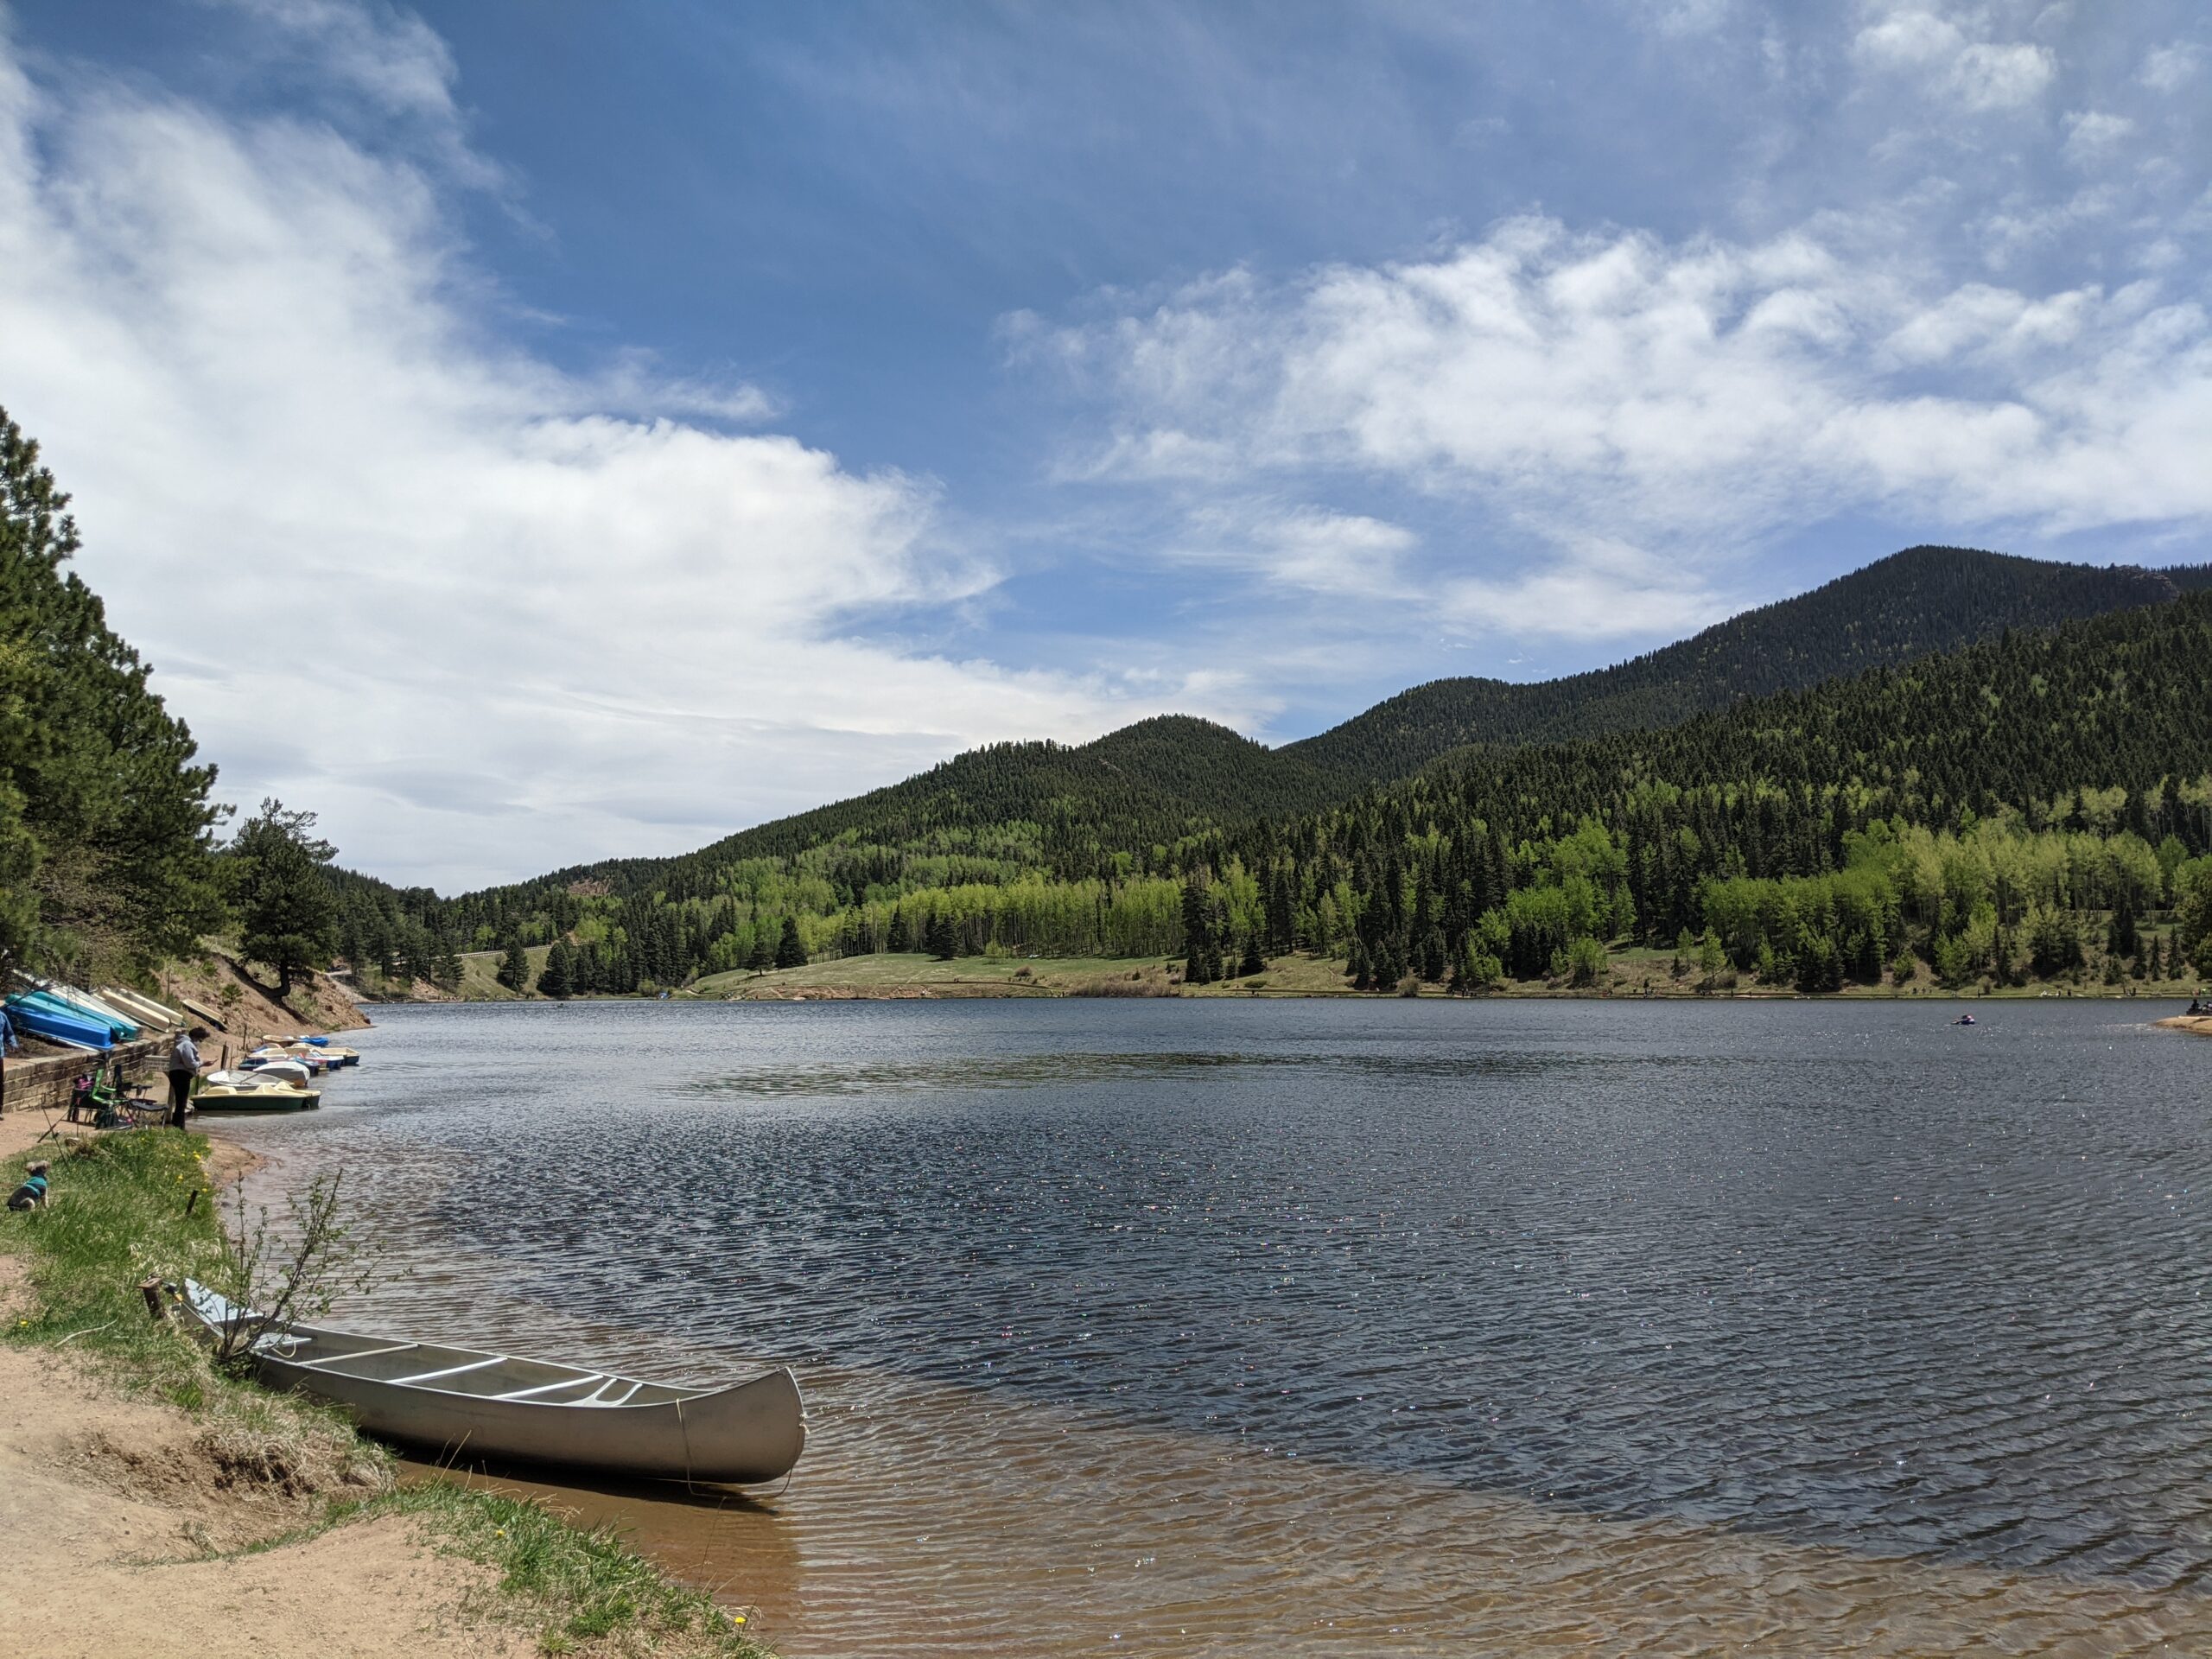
(2, 1129, 766, 1656)
(688, 948, 2207, 1002)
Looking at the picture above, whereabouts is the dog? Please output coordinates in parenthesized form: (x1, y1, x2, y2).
(5, 1160, 50, 1211)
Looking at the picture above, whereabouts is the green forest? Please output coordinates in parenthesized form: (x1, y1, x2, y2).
(10, 391, 2212, 1007)
(330, 588, 2212, 1001)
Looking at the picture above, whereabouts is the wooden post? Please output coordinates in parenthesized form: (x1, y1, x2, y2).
(139, 1279, 168, 1322)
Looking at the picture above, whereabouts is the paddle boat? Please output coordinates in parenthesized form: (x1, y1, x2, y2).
(192, 1071, 321, 1113)
(175, 1281, 806, 1485)
(243, 1044, 336, 1075)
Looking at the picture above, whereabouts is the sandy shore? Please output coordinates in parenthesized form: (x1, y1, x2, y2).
(0, 1108, 531, 1658)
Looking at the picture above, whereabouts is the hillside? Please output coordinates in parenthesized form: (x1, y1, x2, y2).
(510, 547, 2204, 905)
(326, 544, 2212, 993)
(1281, 546, 2205, 783)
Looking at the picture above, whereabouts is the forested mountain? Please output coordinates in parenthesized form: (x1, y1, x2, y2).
(328, 553, 2212, 997)
(1281, 546, 2206, 783)
(391, 545, 2202, 919)
(1198, 590, 2212, 994)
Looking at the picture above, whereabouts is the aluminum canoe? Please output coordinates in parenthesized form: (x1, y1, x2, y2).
(179, 1282, 805, 1484)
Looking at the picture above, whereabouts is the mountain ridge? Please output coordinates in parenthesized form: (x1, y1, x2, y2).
(502, 545, 2206, 903)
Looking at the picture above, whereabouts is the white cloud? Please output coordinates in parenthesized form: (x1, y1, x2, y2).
(2140, 42, 2202, 93)
(2062, 109, 2137, 166)
(1850, 8, 2054, 111)
(0, 19, 1236, 889)
(1038, 215, 2212, 623)
(208, 0, 499, 188)
(1173, 504, 1419, 600)
(1948, 41, 2056, 111)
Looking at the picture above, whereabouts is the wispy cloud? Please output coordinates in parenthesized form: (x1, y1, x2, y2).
(0, 10, 1237, 888)
(1029, 213, 2212, 632)
(1849, 5, 2055, 111)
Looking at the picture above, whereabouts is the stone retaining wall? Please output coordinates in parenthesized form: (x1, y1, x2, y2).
(0, 1038, 165, 1119)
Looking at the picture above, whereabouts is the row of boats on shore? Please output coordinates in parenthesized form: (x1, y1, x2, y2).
(1, 976, 358, 1114)
(196, 1034, 359, 1113)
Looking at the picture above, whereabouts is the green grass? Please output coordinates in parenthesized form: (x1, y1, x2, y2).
(457, 944, 552, 1000)
(691, 950, 1177, 998)
(3, 1130, 768, 1656)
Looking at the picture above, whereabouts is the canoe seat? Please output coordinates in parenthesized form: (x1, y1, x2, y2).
(492, 1373, 608, 1403)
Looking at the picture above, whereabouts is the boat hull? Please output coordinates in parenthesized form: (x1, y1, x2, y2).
(193, 1090, 321, 1113)
(4, 998, 113, 1049)
(255, 1351, 806, 1483)
(176, 1285, 804, 1484)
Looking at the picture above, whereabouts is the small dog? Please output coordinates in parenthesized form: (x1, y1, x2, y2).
(6, 1160, 51, 1211)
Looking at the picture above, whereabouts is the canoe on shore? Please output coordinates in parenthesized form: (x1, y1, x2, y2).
(177, 1282, 806, 1485)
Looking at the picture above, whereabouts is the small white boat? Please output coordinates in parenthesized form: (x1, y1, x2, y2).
(99, 985, 183, 1028)
(177, 1282, 805, 1484)
(208, 1060, 314, 1089)
(193, 1072, 321, 1112)
(245, 1044, 335, 1074)
(260, 1035, 362, 1067)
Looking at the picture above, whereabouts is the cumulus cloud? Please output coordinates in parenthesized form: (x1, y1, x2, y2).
(0, 18, 1230, 889)
(2140, 42, 2202, 93)
(2063, 109, 2137, 166)
(1036, 215, 2212, 626)
(1850, 7, 2054, 111)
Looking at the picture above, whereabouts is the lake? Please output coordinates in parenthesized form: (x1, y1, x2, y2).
(220, 997, 2212, 1656)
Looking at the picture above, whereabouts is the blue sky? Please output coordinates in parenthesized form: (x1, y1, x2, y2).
(3, 2, 2209, 887)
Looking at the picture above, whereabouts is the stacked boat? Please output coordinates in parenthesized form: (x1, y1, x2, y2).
(2, 977, 358, 1116)
(3, 980, 149, 1051)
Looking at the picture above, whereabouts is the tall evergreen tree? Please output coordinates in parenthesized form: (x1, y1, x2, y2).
(775, 915, 808, 969)
(231, 799, 340, 997)
(538, 938, 575, 998)
(495, 933, 531, 992)
(0, 406, 224, 980)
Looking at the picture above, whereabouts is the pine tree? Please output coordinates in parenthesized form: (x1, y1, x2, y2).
(1238, 935, 1263, 977)
(1181, 879, 1213, 984)
(538, 938, 575, 998)
(887, 906, 912, 952)
(495, 934, 531, 992)
(232, 800, 341, 996)
(775, 915, 808, 969)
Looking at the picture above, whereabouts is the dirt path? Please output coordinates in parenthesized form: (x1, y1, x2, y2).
(0, 1260, 532, 1657)
(0, 1106, 538, 1656)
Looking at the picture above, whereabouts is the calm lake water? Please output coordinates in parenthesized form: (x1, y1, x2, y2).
(223, 997, 2212, 1655)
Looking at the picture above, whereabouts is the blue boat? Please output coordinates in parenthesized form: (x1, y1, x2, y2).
(20, 988, 138, 1040)
(4, 995, 116, 1051)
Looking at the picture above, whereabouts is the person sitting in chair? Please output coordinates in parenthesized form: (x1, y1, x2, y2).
(7, 1161, 50, 1211)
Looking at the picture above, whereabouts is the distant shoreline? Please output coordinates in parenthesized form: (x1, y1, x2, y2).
(362, 950, 2210, 1007)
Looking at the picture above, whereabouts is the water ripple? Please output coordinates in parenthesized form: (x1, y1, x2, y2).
(225, 998, 2212, 1655)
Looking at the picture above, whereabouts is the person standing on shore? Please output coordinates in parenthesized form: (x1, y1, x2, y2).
(166, 1026, 209, 1128)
